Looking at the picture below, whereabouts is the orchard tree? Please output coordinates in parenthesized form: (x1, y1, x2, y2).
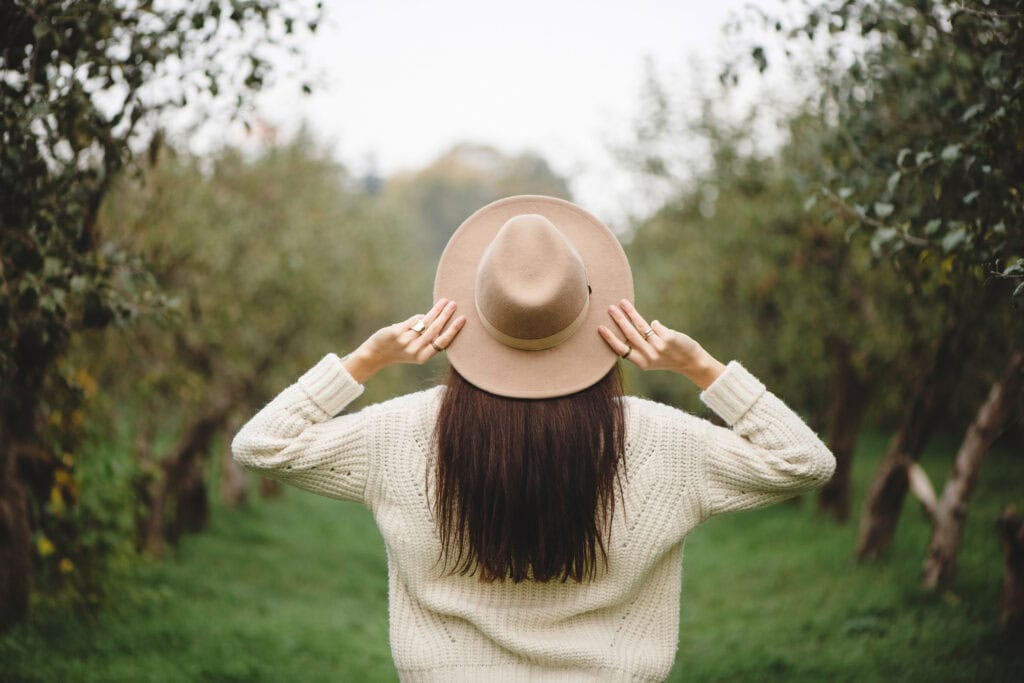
(92, 134, 430, 556)
(739, 0, 1023, 588)
(620, 76, 911, 523)
(380, 142, 573, 257)
(0, 0, 321, 628)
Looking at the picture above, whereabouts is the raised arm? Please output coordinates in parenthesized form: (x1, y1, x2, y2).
(599, 299, 835, 519)
(231, 353, 371, 502)
(231, 298, 466, 504)
(697, 361, 835, 517)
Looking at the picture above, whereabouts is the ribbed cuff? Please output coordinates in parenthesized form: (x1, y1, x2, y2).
(699, 360, 767, 426)
(296, 353, 365, 417)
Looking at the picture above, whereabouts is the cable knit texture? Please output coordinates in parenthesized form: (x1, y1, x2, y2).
(232, 354, 835, 682)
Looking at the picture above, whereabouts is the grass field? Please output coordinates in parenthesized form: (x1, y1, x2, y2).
(1, 429, 1022, 682)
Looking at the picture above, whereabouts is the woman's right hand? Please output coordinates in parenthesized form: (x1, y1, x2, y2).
(342, 298, 466, 384)
(598, 300, 726, 389)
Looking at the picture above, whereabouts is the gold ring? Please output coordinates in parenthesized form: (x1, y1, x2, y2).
(431, 339, 445, 352)
(621, 345, 632, 359)
(642, 328, 655, 339)
(411, 320, 426, 334)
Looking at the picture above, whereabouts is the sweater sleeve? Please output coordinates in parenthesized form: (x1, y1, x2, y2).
(230, 353, 372, 504)
(696, 360, 836, 518)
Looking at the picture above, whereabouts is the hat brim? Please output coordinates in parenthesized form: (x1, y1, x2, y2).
(434, 195, 634, 398)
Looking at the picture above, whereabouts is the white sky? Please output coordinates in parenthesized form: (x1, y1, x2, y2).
(242, 0, 786, 229)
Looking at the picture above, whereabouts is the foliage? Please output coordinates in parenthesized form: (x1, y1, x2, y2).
(380, 142, 573, 256)
(739, 0, 1024, 309)
(0, 0, 320, 619)
(94, 133, 433, 415)
(72, 133, 433, 565)
(621, 78, 913, 429)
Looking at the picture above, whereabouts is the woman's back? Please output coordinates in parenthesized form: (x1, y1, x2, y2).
(232, 354, 834, 681)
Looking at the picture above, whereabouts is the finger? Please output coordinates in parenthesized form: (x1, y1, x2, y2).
(418, 298, 449, 329)
(620, 299, 652, 335)
(435, 314, 467, 348)
(411, 300, 456, 353)
(403, 298, 449, 346)
(608, 305, 655, 356)
(419, 315, 466, 362)
(652, 320, 674, 338)
(396, 313, 428, 344)
(597, 325, 631, 357)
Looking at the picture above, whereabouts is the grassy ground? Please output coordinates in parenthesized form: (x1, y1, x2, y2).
(1, 430, 1022, 682)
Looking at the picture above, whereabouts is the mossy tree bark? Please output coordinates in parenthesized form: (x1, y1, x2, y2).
(921, 349, 1024, 589)
(817, 337, 872, 523)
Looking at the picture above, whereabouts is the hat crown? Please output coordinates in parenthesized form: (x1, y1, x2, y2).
(474, 214, 590, 348)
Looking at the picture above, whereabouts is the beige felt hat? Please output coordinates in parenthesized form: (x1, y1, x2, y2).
(434, 195, 634, 398)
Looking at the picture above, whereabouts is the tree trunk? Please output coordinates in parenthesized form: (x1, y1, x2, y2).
(855, 320, 970, 561)
(922, 349, 1024, 589)
(220, 437, 249, 507)
(135, 403, 230, 556)
(0, 423, 32, 632)
(817, 337, 872, 523)
(997, 505, 1024, 627)
(260, 477, 283, 499)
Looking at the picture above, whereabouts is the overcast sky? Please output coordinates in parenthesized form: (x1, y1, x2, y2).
(242, 0, 784, 229)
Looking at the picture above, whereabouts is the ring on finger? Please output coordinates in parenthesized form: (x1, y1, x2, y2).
(620, 345, 632, 359)
(431, 339, 445, 352)
(642, 328, 655, 339)
(411, 319, 426, 334)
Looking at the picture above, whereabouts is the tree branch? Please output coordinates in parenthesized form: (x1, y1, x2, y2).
(821, 188, 931, 247)
(908, 462, 938, 521)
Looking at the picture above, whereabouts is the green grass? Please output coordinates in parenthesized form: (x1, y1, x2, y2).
(2, 430, 1022, 682)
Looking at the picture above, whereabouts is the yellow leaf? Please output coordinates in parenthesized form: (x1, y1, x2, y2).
(37, 537, 55, 557)
(59, 557, 74, 574)
(74, 368, 97, 397)
(54, 470, 70, 486)
(49, 486, 65, 516)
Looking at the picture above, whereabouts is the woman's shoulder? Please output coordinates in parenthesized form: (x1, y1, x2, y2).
(358, 385, 444, 415)
(621, 394, 709, 434)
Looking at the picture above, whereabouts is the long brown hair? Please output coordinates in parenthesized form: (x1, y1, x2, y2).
(433, 365, 626, 583)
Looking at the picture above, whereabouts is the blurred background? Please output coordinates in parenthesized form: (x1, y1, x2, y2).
(1, 1, 1022, 680)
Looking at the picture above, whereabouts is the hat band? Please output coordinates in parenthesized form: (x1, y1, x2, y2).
(475, 295, 590, 351)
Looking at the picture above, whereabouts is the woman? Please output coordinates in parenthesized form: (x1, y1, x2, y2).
(232, 195, 835, 682)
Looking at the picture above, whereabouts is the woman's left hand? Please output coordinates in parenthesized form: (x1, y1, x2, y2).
(342, 298, 466, 383)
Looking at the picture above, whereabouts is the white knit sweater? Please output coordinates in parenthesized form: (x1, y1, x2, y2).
(231, 354, 835, 682)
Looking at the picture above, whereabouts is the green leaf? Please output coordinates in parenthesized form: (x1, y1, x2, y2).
(924, 218, 942, 236)
(1014, 281, 1024, 306)
(915, 151, 933, 166)
(874, 202, 894, 218)
(941, 227, 967, 253)
(870, 227, 898, 257)
(32, 23, 49, 40)
(962, 190, 980, 205)
(43, 257, 62, 278)
(752, 46, 768, 73)
(962, 103, 985, 122)
(838, 187, 853, 200)
(940, 144, 961, 162)
(1002, 259, 1024, 278)
(897, 148, 912, 166)
(886, 171, 901, 194)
